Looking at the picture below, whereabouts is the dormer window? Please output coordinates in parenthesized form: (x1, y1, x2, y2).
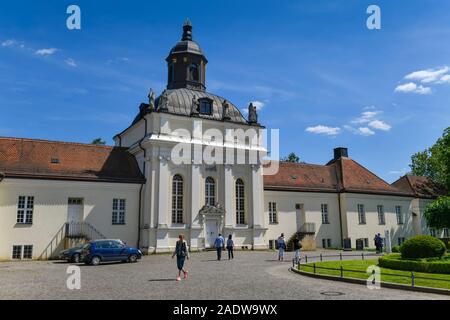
(199, 98, 212, 115)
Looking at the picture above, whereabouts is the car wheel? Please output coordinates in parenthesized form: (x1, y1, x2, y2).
(128, 254, 138, 263)
(90, 256, 101, 266)
(72, 253, 80, 263)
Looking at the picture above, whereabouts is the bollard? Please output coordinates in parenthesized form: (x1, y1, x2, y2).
(340, 252, 342, 261)
(340, 266, 343, 278)
(313, 263, 316, 275)
(362, 252, 364, 260)
(305, 255, 308, 263)
(372, 269, 376, 285)
(411, 272, 415, 287)
(320, 253, 323, 262)
(292, 258, 295, 268)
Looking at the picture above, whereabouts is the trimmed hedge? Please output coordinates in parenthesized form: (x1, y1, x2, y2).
(379, 254, 450, 274)
(400, 235, 446, 259)
(391, 245, 400, 253)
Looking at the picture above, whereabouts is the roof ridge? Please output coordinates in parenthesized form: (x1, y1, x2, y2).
(0, 136, 114, 149)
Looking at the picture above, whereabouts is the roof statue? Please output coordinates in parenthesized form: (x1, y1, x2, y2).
(158, 90, 169, 111)
(222, 99, 231, 121)
(191, 94, 200, 116)
(248, 102, 258, 124)
(147, 88, 155, 110)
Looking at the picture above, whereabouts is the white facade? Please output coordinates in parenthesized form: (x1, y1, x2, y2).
(115, 111, 267, 253)
(0, 178, 141, 260)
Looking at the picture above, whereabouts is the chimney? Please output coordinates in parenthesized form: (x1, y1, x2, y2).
(334, 147, 348, 160)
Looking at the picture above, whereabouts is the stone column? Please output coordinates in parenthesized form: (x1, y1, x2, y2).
(156, 154, 169, 252)
(224, 164, 234, 228)
(190, 163, 202, 250)
(252, 164, 266, 249)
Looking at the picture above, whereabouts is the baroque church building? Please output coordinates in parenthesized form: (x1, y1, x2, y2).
(0, 22, 446, 260)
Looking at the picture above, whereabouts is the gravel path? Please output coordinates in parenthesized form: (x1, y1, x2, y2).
(0, 250, 448, 300)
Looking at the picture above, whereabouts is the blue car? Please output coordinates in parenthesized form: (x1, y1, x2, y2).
(82, 239, 142, 266)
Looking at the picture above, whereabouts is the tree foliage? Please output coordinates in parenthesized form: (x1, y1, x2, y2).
(91, 138, 106, 145)
(281, 152, 300, 163)
(424, 196, 450, 229)
(410, 127, 450, 191)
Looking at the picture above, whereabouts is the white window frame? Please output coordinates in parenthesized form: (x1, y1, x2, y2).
(377, 205, 385, 225)
(17, 196, 34, 224)
(269, 202, 278, 224)
(172, 175, 184, 224)
(236, 179, 245, 225)
(443, 228, 449, 238)
(12, 245, 33, 260)
(321, 204, 329, 224)
(205, 177, 216, 206)
(112, 199, 126, 225)
(357, 204, 366, 224)
(395, 205, 403, 224)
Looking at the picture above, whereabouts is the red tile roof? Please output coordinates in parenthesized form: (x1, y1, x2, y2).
(264, 157, 418, 197)
(0, 137, 145, 183)
(392, 175, 447, 199)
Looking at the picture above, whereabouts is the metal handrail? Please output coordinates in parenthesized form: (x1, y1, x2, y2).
(65, 222, 106, 240)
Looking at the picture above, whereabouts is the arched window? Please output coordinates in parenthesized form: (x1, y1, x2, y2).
(235, 178, 245, 224)
(188, 63, 199, 81)
(205, 177, 215, 206)
(172, 174, 183, 223)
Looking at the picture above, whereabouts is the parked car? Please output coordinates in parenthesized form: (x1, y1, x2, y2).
(59, 245, 84, 263)
(82, 239, 142, 266)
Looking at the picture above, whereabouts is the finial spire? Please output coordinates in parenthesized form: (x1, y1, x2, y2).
(182, 19, 193, 41)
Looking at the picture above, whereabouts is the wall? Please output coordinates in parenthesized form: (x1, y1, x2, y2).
(263, 190, 341, 248)
(343, 193, 414, 248)
(0, 178, 141, 260)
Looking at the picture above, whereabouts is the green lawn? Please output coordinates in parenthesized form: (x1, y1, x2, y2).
(300, 259, 450, 290)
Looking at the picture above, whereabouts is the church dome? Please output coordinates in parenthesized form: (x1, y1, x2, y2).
(155, 88, 247, 124)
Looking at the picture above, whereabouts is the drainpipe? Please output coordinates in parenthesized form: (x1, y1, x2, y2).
(337, 192, 344, 248)
(136, 117, 148, 249)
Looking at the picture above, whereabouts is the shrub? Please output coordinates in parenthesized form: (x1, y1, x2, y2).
(391, 245, 400, 253)
(379, 254, 450, 274)
(399, 235, 446, 259)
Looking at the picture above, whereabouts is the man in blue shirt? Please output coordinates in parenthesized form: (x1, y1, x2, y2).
(214, 233, 225, 261)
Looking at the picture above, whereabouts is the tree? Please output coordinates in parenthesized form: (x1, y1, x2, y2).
(410, 127, 450, 191)
(91, 138, 106, 145)
(424, 196, 450, 229)
(281, 152, 300, 163)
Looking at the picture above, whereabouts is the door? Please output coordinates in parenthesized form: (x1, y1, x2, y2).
(205, 219, 219, 248)
(67, 198, 83, 223)
(295, 204, 304, 231)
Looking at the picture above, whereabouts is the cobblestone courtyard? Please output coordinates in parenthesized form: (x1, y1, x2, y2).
(0, 250, 448, 300)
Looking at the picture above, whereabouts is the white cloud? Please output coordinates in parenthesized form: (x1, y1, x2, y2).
(404, 66, 449, 84)
(351, 111, 381, 124)
(305, 125, 341, 136)
(441, 74, 450, 83)
(344, 125, 375, 136)
(250, 100, 265, 110)
(395, 82, 431, 95)
(368, 120, 391, 131)
(357, 127, 375, 136)
(65, 58, 77, 67)
(35, 48, 58, 56)
(1, 39, 17, 47)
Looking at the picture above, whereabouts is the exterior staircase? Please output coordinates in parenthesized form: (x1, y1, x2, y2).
(64, 222, 107, 249)
(286, 222, 316, 251)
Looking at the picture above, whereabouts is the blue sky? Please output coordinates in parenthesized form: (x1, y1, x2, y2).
(1, 0, 449, 183)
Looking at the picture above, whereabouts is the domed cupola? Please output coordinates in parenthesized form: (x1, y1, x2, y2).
(166, 20, 208, 91)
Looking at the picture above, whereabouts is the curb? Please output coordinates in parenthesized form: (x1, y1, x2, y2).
(290, 267, 450, 296)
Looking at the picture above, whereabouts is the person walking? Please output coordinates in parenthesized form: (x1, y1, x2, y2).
(214, 233, 225, 261)
(377, 233, 383, 253)
(292, 235, 302, 264)
(373, 234, 379, 253)
(277, 233, 286, 261)
(172, 234, 189, 281)
(226, 234, 234, 260)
